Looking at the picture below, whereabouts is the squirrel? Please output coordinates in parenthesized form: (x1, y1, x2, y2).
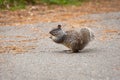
(49, 25, 95, 53)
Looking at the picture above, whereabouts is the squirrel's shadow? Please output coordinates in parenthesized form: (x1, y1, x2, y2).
(53, 48, 98, 54)
(80, 48, 98, 54)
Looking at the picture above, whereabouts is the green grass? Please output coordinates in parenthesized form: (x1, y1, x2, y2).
(40, 0, 86, 5)
(0, 0, 26, 10)
(0, 0, 88, 10)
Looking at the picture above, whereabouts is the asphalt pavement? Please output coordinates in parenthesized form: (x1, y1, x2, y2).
(0, 12, 120, 80)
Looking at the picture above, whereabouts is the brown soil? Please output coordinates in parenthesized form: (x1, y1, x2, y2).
(0, 0, 120, 26)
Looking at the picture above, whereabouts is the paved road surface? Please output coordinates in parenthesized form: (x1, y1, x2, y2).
(0, 12, 120, 80)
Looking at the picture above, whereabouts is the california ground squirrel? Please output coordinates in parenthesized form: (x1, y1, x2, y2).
(49, 25, 95, 53)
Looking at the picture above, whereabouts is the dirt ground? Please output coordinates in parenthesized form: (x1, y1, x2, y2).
(0, 0, 120, 26)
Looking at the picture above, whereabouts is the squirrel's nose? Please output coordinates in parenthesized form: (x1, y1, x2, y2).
(49, 31, 52, 34)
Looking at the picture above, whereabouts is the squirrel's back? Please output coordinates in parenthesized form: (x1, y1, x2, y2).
(63, 28, 94, 50)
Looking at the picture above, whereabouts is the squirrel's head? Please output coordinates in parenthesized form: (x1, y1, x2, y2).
(49, 25, 65, 37)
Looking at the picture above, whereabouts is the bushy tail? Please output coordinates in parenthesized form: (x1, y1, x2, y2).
(80, 27, 95, 42)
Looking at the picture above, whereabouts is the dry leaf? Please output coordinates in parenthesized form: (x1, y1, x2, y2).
(103, 29, 120, 33)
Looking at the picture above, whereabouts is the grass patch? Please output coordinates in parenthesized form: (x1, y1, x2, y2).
(10, 4, 26, 11)
(0, 0, 88, 10)
(0, 0, 26, 10)
(40, 0, 86, 5)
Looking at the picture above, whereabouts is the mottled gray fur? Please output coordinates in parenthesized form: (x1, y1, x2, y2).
(49, 25, 95, 53)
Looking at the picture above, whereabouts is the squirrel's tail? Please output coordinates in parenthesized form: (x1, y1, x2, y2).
(80, 27, 95, 41)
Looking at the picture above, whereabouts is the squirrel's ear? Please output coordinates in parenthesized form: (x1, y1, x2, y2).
(58, 25, 61, 29)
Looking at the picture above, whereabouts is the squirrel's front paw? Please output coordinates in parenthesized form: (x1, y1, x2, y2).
(49, 36, 52, 39)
